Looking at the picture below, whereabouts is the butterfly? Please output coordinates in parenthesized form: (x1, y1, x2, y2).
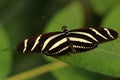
(17, 26, 118, 56)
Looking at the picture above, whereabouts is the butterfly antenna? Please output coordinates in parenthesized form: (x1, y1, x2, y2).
(1, 48, 16, 52)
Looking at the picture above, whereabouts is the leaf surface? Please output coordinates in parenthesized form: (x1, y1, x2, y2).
(46, 1, 120, 78)
(0, 24, 12, 79)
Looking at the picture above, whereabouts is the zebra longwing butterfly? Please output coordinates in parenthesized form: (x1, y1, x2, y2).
(17, 26, 118, 56)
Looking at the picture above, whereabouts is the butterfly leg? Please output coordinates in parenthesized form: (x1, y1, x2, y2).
(67, 37, 77, 53)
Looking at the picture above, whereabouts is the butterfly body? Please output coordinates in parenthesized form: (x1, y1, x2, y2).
(17, 26, 118, 56)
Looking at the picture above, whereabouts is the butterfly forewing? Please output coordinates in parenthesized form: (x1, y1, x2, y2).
(69, 27, 118, 44)
(17, 35, 43, 53)
(41, 32, 70, 56)
(17, 32, 70, 56)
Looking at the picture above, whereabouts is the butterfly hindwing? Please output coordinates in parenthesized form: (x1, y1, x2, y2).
(68, 32, 98, 53)
(41, 32, 70, 56)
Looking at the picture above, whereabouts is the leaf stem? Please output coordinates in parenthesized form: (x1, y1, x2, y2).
(7, 61, 68, 80)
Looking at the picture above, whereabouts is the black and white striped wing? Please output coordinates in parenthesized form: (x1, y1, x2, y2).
(68, 27, 118, 53)
(69, 27, 118, 44)
(17, 32, 70, 56)
(68, 32, 98, 53)
(17, 27, 118, 56)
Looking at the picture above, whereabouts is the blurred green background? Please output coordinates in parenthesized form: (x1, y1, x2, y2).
(0, 0, 120, 80)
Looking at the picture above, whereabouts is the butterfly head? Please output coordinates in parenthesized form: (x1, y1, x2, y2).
(62, 26, 69, 35)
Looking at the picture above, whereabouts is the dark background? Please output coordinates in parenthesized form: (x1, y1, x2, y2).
(0, 0, 120, 80)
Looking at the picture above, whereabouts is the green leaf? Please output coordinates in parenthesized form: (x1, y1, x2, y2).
(45, 1, 120, 78)
(102, 4, 120, 32)
(0, 24, 12, 79)
(44, 1, 84, 32)
(52, 66, 105, 80)
(57, 43, 120, 77)
(89, 0, 119, 15)
(100, 3, 120, 77)
(56, 3, 120, 78)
